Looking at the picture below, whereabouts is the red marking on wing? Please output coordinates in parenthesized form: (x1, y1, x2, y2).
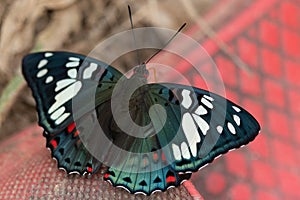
(73, 130, 80, 137)
(161, 153, 166, 161)
(143, 157, 149, 167)
(75, 140, 81, 146)
(153, 152, 158, 162)
(87, 166, 93, 173)
(166, 175, 176, 183)
(67, 122, 76, 133)
(50, 139, 58, 149)
(104, 173, 110, 179)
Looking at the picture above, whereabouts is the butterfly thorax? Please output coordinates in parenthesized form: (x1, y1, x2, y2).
(99, 64, 153, 144)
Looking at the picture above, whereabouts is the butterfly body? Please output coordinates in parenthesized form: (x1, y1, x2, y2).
(22, 51, 260, 195)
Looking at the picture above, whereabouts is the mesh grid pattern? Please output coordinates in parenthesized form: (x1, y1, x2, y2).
(183, 0, 300, 199)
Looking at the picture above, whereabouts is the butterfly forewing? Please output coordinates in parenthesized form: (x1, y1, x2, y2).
(146, 83, 260, 173)
(22, 51, 123, 134)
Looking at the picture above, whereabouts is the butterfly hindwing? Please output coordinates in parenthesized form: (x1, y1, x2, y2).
(22, 51, 123, 133)
(45, 121, 102, 175)
(95, 85, 189, 195)
(104, 159, 191, 195)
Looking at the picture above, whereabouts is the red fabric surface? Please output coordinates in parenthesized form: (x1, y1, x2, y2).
(0, 125, 192, 199)
(181, 0, 300, 199)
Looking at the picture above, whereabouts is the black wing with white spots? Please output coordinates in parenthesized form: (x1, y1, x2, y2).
(146, 83, 260, 173)
(100, 83, 260, 195)
(22, 51, 123, 133)
(22, 51, 123, 174)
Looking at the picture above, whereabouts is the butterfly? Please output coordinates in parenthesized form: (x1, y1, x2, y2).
(22, 51, 260, 195)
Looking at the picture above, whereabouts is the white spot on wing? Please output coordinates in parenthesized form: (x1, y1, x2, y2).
(55, 113, 70, 125)
(48, 81, 82, 114)
(201, 97, 213, 109)
(69, 57, 80, 62)
(217, 126, 223, 134)
(45, 53, 53, 57)
(37, 69, 48, 78)
(227, 122, 236, 134)
(203, 95, 214, 101)
(194, 105, 207, 115)
(181, 142, 190, 159)
(68, 68, 77, 78)
(181, 89, 192, 109)
(172, 144, 181, 161)
(45, 76, 53, 84)
(182, 113, 200, 157)
(83, 63, 97, 79)
(192, 114, 209, 135)
(66, 61, 80, 68)
(232, 105, 241, 112)
(233, 114, 241, 126)
(50, 106, 66, 120)
(37, 59, 48, 69)
(55, 79, 76, 92)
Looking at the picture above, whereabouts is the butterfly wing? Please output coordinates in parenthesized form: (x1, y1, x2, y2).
(104, 166, 191, 195)
(45, 122, 102, 175)
(22, 51, 123, 133)
(101, 82, 259, 195)
(98, 82, 191, 195)
(102, 122, 192, 195)
(22, 51, 123, 174)
(146, 83, 260, 173)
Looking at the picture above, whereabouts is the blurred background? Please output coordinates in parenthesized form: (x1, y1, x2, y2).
(0, 0, 220, 140)
(0, 0, 300, 199)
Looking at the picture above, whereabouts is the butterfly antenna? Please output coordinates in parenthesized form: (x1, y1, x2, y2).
(145, 23, 186, 64)
(128, 5, 141, 65)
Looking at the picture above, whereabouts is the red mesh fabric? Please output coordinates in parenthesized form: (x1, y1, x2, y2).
(183, 0, 300, 199)
(151, 0, 300, 199)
